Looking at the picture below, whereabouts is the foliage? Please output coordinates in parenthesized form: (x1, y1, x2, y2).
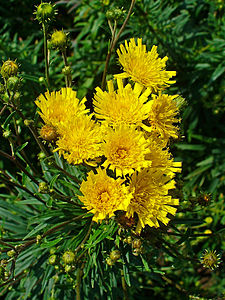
(0, 0, 224, 299)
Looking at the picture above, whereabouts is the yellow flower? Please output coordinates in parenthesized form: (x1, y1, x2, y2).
(93, 78, 151, 127)
(145, 137, 182, 177)
(115, 38, 176, 91)
(102, 125, 151, 177)
(142, 93, 180, 141)
(35, 87, 88, 130)
(55, 114, 103, 165)
(78, 168, 133, 222)
(127, 169, 179, 231)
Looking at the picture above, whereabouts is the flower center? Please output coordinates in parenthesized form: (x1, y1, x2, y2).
(114, 148, 128, 160)
(98, 191, 110, 203)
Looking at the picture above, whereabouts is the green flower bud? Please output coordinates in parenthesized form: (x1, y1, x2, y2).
(36, 235, 42, 244)
(110, 250, 120, 262)
(7, 250, 15, 257)
(39, 76, 45, 83)
(49, 254, 57, 265)
(35, 2, 56, 24)
(50, 30, 68, 50)
(65, 265, 72, 272)
(24, 119, 33, 126)
(38, 182, 49, 193)
(62, 66, 72, 76)
(62, 251, 75, 264)
(1, 60, 18, 79)
(106, 8, 124, 21)
(2, 130, 11, 139)
(38, 152, 46, 160)
(7, 76, 20, 91)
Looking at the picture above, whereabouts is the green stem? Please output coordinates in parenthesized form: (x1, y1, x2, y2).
(101, 0, 136, 90)
(62, 50, 71, 87)
(121, 269, 129, 300)
(42, 24, 50, 89)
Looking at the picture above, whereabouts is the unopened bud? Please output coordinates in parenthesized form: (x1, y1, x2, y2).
(7, 76, 20, 91)
(1, 60, 18, 79)
(40, 124, 58, 142)
(106, 257, 114, 266)
(49, 254, 57, 265)
(38, 182, 49, 193)
(62, 251, 75, 264)
(35, 3, 56, 24)
(7, 250, 15, 257)
(62, 66, 72, 76)
(50, 30, 68, 50)
(110, 250, 121, 262)
(132, 239, 142, 249)
(106, 8, 124, 21)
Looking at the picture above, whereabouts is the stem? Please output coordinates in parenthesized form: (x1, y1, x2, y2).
(76, 263, 84, 300)
(121, 269, 129, 300)
(74, 222, 93, 253)
(101, 0, 136, 90)
(42, 24, 50, 89)
(62, 50, 71, 87)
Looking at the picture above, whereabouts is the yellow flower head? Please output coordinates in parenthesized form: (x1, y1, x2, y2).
(55, 114, 103, 165)
(102, 125, 151, 177)
(127, 169, 179, 231)
(145, 137, 182, 177)
(35, 87, 88, 130)
(93, 78, 151, 127)
(79, 168, 133, 222)
(115, 38, 176, 91)
(142, 93, 180, 141)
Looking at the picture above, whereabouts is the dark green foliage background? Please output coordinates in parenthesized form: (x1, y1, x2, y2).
(0, 0, 224, 299)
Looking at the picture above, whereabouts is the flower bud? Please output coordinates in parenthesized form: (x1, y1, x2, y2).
(49, 254, 57, 265)
(38, 182, 49, 194)
(50, 30, 68, 50)
(35, 2, 56, 24)
(7, 250, 15, 257)
(40, 124, 59, 142)
(36, 235, 42, 244)
(200, 249, 221, 270)
(2, 130, 11, 139)
(106, 8, 124, 21)
(132, 239, 142, 249)
(7, 76, 20, 91)
(106, 257, 115, 266)
(62, 251, 75, 264)
(1, 60, 18, 79)
(62, 66, 72, 76)
(24, 119, 33, 126)
(65, 265, 72, 272)
(110, 250, 121, 262)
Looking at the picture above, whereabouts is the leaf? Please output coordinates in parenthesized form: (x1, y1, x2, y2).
(175, 144, 206, 151)
(2, 111, 16, 128)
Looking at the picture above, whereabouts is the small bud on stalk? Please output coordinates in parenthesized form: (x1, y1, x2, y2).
(62, 251, 75, 264)
(38, 182, 49, 194)
(40, 124, 59, 142)
(110, 250, 121, 262)
(50, 30, 68, 50)
(35, 2, 56, 24)
(1, 60, 18, 79)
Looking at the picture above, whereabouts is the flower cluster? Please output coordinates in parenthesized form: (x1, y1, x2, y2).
(35, 38, 182, 232)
